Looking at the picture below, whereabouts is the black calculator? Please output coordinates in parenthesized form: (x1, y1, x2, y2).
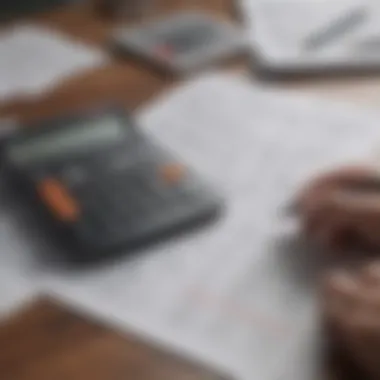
(3, 108, 223, 263)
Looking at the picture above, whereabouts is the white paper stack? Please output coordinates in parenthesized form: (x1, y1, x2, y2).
(36, 72, 380, 380)
(0, 269, 39, 320)
(0, 24, 106, 101)
(240, 0, 380, 74)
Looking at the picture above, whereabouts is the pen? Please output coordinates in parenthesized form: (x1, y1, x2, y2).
(303, 7, 367, 51)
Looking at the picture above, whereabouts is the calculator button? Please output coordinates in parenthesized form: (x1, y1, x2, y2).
(37, 178, 80, 222)
(60, 166, 87, 188)
(159, 163, 186, 185)
(154, 44, 174, 60)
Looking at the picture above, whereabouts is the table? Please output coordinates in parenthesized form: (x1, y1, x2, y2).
(0, 1, 377, 379)
(0, 297, 233, 380)
(0, 0, 243, 124)
(2, 0, 380, 125)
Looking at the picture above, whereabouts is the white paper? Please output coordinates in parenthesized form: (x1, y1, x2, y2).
(240, 0, 380, 72)
(0, 173, 44, 320)
(0, 269, 39, 320)
(34, 72, 380, 380)
(0, 24, 106, 101)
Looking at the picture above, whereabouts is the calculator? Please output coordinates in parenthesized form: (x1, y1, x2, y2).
(3, 108, 223, 263)
(110, 12, 246, 75)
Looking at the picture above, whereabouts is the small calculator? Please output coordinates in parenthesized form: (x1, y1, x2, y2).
(3, 108, 223, 263)
(110, 12, 246, 75)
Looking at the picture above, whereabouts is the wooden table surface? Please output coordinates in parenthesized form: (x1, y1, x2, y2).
(0, 297, 234, 380)
(0, 0, 378, 379)
(0, 0, 242, 124)
(2, 0, 380, 125)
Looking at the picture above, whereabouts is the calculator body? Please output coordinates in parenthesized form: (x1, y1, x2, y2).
(110, 12, 246, 75)
(3, 108, 222, 264)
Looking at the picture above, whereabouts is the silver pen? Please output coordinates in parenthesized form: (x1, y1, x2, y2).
(303, 7, 367, 51)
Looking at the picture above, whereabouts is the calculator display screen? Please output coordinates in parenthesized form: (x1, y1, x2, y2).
(8, 116, 126, 165)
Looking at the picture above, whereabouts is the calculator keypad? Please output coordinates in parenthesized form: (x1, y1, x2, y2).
(56, 149, 212, 248)
(37, 178, 81, 223)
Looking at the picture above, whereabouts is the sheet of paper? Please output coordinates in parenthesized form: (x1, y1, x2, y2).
(32, 72, 380, 380)
(0, 173, 43, 320)
(0, 24, 106, 101)
(0, 268, 40, 320)
(240, 0, 380, 72)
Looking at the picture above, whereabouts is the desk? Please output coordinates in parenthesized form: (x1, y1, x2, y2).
(3, 0, 380, 124)
(0, 0, 242, 124)
(0, 1, 376, 379)
(0, 297, 233, 380)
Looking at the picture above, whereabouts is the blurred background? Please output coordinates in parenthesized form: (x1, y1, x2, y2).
(0, 1, 378, 380)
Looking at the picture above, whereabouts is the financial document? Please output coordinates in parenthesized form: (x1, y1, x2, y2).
(0, 25, 106, 101)
(32, 73, 380, 380)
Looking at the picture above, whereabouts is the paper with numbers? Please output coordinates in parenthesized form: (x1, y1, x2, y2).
(41, 72, 380, 380)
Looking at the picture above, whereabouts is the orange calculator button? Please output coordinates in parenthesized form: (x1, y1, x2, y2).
(37, 178, 80, 222)
(159, 163, 186, 184)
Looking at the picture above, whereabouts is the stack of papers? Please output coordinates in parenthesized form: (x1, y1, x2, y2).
(0, 269, 39, 319)
(2, 68, 380, 378)
(37, 72, 380, 380)
(0, 24, 106, 101)
(240, 0, 380, 74)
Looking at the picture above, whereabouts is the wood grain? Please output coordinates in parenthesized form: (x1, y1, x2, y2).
(0, 298, 232, 380)
(0, 0, 242, 125)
